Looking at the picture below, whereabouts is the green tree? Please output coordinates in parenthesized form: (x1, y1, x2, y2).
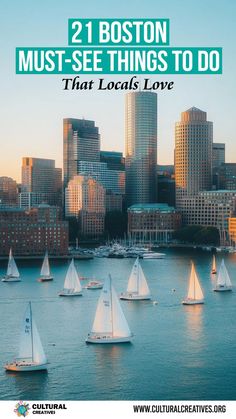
(173, 225, 220, 245)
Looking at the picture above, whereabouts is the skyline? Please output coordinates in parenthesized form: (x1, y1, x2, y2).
(1, 0, 236, 182)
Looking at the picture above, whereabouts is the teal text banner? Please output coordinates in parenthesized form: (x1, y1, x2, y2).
(16, 47, 222, 74)
(68, 19, 170, 46)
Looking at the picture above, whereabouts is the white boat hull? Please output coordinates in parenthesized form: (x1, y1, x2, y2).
(2, 276, 21, 282)
(182, 299, 204, 305)
(5, 362, 48, 372)
(142, 254, 165, 259)
(86, 334, 133, 344)
(120, 293, 151, 300)
(213, 287, 232, 292)
(38, 276, 53, 282)
(86, 281, 103, 289)
(58, 290, 82, 296)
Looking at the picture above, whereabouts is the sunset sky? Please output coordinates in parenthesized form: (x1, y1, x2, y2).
(0, 0, 235, 181)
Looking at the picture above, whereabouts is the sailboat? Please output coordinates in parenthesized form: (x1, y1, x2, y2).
(38, 251, 53, 281)
(86, 274, 133, 343)
(211, 255, 217, 274)
(1, 248, 21, 282)
(58, 259, 82, 296)
(213, 259, 232, 292)
(120, 257, 151, 300)
(5, 302, 48, 371)
(182, 262, 204, 305)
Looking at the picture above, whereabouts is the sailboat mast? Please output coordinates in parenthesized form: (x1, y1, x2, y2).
(109, 275, 114, 337)
(137, 259, 140, 294)
(29, 302, 34, 362)
(193, 265, 196, 299)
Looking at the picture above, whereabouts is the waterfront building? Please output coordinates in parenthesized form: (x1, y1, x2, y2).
(20, 157, 62, 209)
(128, 203, 181, 243)
(65, 175, 105, 238)
(0, 176, 18, 207)
(63, 118, 100, 187)
(125, 92, 157, 206)
(0, 205, 68, 256)
(175, 107, 213, 209)
(228, 217, 236, 246)
(180, 190, 236, 245)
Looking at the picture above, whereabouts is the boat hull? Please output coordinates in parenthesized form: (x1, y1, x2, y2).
(182, 299, 204, 305)
(86, 335, 132, 344)
(2, 276, 21, 282)
(213, 287, 232, 292)
(38, 276, 53, 282)
(5, 362, 48, 372)
(120, 293, 151, 300)
(142, 255, 165, 259)
(86, 281, 103, 289)
(211, 270, 217, 274)
(58, 291, 82, 296)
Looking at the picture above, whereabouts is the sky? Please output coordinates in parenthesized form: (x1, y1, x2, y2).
(0, 0, 235, 181)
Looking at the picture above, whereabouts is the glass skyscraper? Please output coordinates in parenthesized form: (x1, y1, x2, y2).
(175, 107, 213, 209)
(63, 118, 100, 187)
(125, 92, 157, 207)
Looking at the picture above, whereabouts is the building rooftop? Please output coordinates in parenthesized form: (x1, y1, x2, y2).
(128, 203, 177, 212)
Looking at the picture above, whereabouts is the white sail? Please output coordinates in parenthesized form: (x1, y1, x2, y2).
(40, 252, 50, 277)
(17, 303, 47, 364)
(17, 303, 33, 361)
(111, 284, 132, 337)
(127, 258, 150, 297)
(91, 276, 112, 334)
(63, 259, 82, 292)
(32, 316, 47, 364)
(7, 248, 20, 277)
(127, 258, 139, 293)
(217, 260, 232, 287)
(91, 275, 131, 338)
(187, 263, 204, 300)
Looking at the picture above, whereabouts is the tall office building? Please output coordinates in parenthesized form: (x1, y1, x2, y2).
(125, 92, 157, 207)
(20, 157, 62, 208)
(175, 107, 213, 209)
(63, 118, 100, 187)
(212, 143, 225, 169)
(212, 143, 225, 190)
(100, 151, 125, 171)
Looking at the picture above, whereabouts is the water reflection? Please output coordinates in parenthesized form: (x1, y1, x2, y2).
(89, 343, 133, 398)
(5, 370, 49, 400)
(184, 304, 203, 341)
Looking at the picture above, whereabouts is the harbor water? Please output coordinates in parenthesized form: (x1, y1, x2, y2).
(0, 248, 236, 400)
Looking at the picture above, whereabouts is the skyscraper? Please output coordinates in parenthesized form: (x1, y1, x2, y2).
(20, 157, 62, 208)
(63, 118, 100, 187)
(175, 107, 213, 209)
(212, 143, 225, 169)
(125, 92, 157, 207)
